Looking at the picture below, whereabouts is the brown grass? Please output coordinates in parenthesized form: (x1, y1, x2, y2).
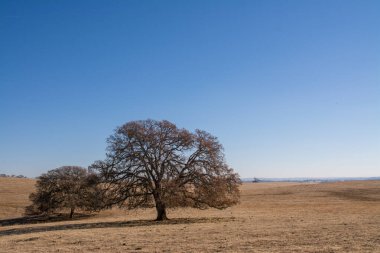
(0, 178, 35, 219)
(0, 178, 379, 252)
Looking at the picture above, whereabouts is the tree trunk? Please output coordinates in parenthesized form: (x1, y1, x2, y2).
(155, 201, 167, 221)
(69, 207, 75, 219)
(153, 187, 168, 221)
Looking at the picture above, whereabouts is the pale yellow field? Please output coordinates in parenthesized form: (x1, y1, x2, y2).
(0, 178, 35, 219)
(0, 178, 379, 252)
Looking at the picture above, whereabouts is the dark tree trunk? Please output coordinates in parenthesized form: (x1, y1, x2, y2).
(155, 202, 167, 221)
(154, 192, 168, 221)
(69, 207, 75, 219)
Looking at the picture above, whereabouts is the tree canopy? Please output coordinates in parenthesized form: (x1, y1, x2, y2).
(25, 166, 102, 218)
(90, 119, 240, 220)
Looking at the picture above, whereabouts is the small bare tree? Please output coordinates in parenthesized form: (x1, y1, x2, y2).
(25, 166, 102, 218)
(90, 119, 240, 221)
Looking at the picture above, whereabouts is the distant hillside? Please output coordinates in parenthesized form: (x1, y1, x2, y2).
(242, 177, 380, 183)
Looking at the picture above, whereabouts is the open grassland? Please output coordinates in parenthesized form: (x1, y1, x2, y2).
(0, 178, 35, 219)
(0, 178, 379, 252)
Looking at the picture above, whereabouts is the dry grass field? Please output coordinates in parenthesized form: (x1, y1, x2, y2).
(0, 178, 379, 252)
(0, 178, 36, 219)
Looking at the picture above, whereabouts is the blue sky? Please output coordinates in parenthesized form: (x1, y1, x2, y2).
(1, 0, 379, 178)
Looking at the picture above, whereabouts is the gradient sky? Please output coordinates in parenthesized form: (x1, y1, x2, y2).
(1, 0, 379, 178)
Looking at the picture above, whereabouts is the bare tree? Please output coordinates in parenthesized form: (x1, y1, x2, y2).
(25, 166, 102, 218)
(90, 119, 240, 221)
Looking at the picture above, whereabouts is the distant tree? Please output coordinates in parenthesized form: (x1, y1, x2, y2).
(90, 119, 241, 221)
(0, 174, 26, 178)
(25, 166, 102, 218)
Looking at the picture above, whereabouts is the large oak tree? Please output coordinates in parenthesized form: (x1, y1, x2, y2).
(91, 120, 240, 220)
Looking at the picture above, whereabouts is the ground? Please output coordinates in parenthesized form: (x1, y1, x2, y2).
(0, 178, 379, 252)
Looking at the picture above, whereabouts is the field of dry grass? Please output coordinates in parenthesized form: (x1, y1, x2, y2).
(0, 178, 379, 252)
(0, 178, 35, 219)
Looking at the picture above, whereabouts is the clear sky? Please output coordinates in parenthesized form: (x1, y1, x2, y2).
(1, 0, 379, 178)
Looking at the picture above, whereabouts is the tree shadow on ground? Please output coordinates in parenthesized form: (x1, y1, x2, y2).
(0, 217, 234, 237)
(0, 213, 95, 227)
